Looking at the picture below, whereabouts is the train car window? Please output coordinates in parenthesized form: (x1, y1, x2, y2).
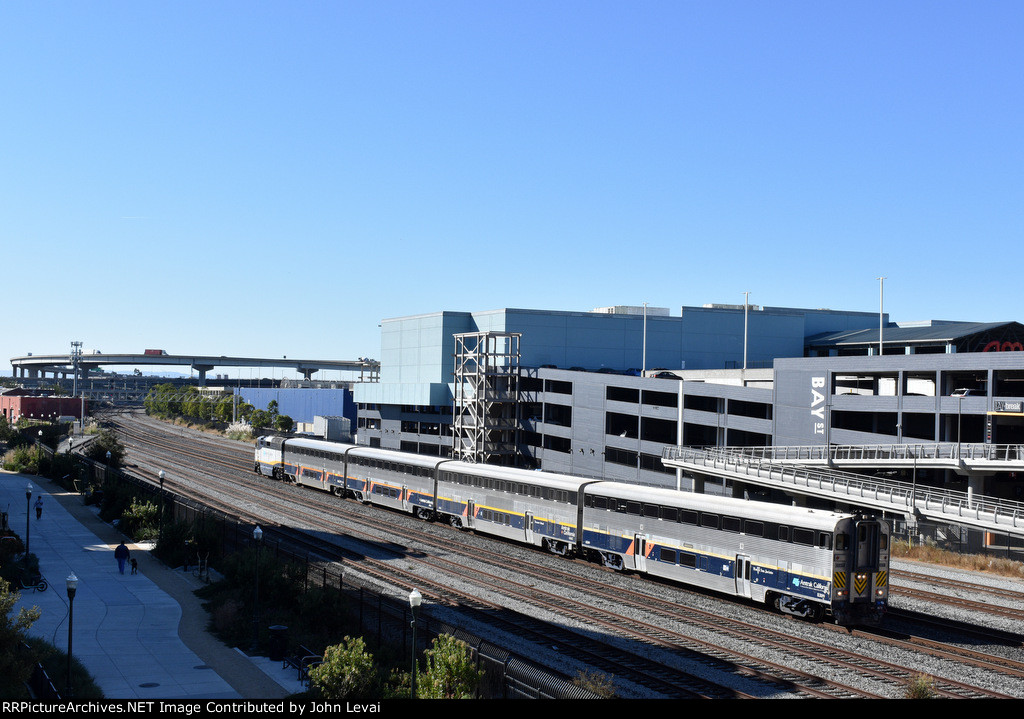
(659, 548, 677, 564)
(700, 513, 719, 529)
(743, 520, 764, 537)
(722, 517, 742, 533)
(792, 528, 814, 546)
(778, 526, 790, 542)
(818, 533, 832, 550)
(591, 496, 608, 510)
(835, 533, 849, 550)
(643, 504, 659, 518)
(680, 553, 697, 568)
(626, 501, 642, 516)
(660, 506, 679, 522)
(679, 509, 698, 525)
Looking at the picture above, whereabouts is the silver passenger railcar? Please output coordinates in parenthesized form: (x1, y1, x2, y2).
(253, 437, 888, 624)
(580, 482, 888, 623)
(435, 461, 593, 553)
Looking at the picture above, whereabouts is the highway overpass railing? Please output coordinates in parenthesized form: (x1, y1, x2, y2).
(662, 445, 1024, 538)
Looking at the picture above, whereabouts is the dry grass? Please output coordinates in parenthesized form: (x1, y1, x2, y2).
(892, 540, 1024, 580)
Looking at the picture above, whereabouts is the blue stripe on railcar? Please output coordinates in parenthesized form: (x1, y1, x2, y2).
(648, 542, 832, 602)
(532, 518, 577, 543)
(436, 496, 467, 517)
(345, 476, 370, 494)
(581, 527, 636, 556)
(408, 489, 434, 510)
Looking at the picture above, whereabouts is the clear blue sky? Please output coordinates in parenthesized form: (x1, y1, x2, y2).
(2, 2, 1022, 376)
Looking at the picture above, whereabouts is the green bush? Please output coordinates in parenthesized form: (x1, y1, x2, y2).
(2, 445, 43, 474)
(416, 634, 484, 699)
(309, 636, 380, 700)
(84, 429, 124, 467)
(120, 498, 160, 542)
(0, 577, 42, 697)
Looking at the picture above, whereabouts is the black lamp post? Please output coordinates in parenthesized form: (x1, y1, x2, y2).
(66, 573, 77, 698)
(158, 471, 166, 541)
(24, 483, 32, 575)
(251, 525, 263, 653)
(409, 588, 421, 699)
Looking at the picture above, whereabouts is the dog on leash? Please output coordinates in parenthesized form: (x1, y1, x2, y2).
(130, 558, 138, 575)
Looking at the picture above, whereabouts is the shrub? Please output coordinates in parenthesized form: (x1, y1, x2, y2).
(0, 577, 41, 696)
(904, 673, 937, 699)
(573, 669, 616, 698)
(120, 498, 160, 542)
(416, 634, 484, 699)
(226, 422, 253, 441)
(309, 636, 379, 700)
(2, 445, 42, 474)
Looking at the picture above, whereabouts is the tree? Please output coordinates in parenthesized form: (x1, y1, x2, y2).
(250, 410, 271, 431)
(0, 578, 41, 694)
(309, 636, 379, 700)
(85, 429, 125, 466)
(214, 397, 235, 424)
(416, 634, 484, 699)
(274, 414, 293, 432)
(237, 402, 255, 423)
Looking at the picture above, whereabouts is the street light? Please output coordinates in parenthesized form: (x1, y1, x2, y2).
(66, 573, 78, 698)
(251, 526, 263, 653)
(24, 483, 32, 575)
(158, 471, 166, 541)
(409, 588, 422, 699)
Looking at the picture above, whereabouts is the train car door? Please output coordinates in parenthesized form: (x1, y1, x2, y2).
(633, 535, 648, 571)
(524, 511, 534, 544)
(402, 485, 410, 513)
(735, 555, 752, 599)
(466, 499, 476, 529)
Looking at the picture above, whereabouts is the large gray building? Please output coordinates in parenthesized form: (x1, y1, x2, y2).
(351, 305, 1024, 501)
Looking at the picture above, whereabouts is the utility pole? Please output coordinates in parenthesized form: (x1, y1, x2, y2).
(876, 277, 886, 355)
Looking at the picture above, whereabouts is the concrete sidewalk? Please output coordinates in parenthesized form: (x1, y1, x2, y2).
(1, 470, 307, 700)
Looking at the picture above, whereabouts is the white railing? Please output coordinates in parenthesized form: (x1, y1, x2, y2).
(712, 443, 1024, 463)
(662, 445, 1024, 535)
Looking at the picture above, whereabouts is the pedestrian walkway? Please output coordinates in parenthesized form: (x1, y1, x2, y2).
(0, 470, 308, 700)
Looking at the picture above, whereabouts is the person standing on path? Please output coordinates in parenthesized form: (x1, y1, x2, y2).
(114, 541, 130, 574)
(34, 496, 42, 520)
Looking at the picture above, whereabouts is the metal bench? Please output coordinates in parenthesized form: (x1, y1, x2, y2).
(283, 645, 322, 687)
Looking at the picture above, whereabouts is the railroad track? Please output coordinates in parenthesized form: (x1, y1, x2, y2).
(98, 410, 1024, 699)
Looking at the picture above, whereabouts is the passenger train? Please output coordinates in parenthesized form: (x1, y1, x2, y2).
(255, 435, 889, 625)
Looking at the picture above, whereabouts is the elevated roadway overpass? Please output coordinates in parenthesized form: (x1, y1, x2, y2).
(11, 352, 380, 385)
(662, 444, 1024, 539)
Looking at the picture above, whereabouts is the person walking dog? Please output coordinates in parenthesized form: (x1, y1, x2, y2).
(115, 541, 130, 575)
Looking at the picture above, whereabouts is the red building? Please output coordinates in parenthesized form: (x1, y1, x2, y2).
(0, 389, 88, 424)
